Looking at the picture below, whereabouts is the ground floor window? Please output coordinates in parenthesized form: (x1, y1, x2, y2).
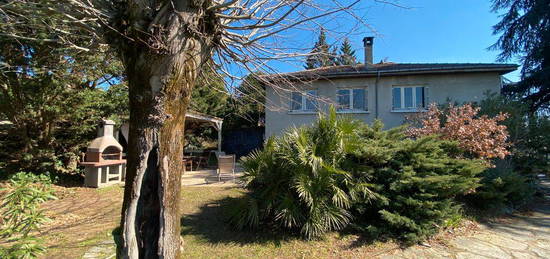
(337, 88, 366, 111)
(392, 86, 426, 111)
(290, 90, 318, 111)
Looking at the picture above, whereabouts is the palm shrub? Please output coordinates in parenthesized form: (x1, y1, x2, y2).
(350, 121, 487, 244)
(232, 109, 486, 244)
(231, 108, 373, 239)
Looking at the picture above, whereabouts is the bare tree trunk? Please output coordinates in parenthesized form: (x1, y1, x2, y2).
(117, 4, 210, 257)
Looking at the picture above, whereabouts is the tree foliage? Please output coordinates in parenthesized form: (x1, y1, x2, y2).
(491, 0, 550, 111)
(478, 93, 550, 175)
(0, 0, 127, 175)
(224, 73, 266, 129)
(407, 103, 510, 161)
(337, 38, 358, 66)
(305, 31, 359, 69)
(304, 29, 338, 69)
(190, 68, 229, 118)
(232, 108, 486, 243)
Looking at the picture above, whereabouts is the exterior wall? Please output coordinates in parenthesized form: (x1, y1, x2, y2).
(265, 72, 502, 137)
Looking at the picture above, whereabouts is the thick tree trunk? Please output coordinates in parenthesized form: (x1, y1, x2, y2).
(117, 6, 210, 257)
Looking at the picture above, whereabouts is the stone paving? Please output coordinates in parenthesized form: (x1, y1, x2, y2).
(181, 169, 244, 187)
(81, 239, 116, 259)
(379, 174, 550, 259)
(83, 175, 550, 258)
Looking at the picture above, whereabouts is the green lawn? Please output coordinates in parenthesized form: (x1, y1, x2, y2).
(35, 185, 399, 258)
(180, 187, 396, 258)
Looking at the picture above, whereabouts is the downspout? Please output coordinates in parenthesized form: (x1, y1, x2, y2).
(375, 71, 380, 119)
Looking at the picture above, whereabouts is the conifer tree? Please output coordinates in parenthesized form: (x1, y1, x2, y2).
(491, 0, 550, 112)
(305, 29, 337, 69)
(337, 38, 358, 65)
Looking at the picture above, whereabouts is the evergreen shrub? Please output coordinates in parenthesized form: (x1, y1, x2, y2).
(467, 162, 535, 209)
(231, 108, 486, 243)
(349, 122, 485, 244)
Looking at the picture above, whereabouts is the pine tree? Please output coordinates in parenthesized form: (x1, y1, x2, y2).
(491, 0, 550, 112)
(337, 38, 357, 65)
(304, 29, 337, 69)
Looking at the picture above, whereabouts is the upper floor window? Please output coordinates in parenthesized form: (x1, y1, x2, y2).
(392, 86, 426, 111)
(290, 90, 318, 111)
(337, 88, 366, 111)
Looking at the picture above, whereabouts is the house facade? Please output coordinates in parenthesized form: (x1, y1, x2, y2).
(264, 37, 517, 137)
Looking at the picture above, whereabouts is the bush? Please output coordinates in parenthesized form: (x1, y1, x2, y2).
(350, 122, 486, 244)
(467, 161, 535, 209)
(407, 103, 510, 161)
(479, 93, 550, 175)
(232, 108, 486, 244)
(0, 172, 57, 258)
(231, 108, 369, 239)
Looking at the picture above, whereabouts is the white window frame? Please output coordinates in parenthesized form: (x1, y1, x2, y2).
(289, 90, 318, 112)
(336, 88, 368, 112)
(391, 86, 427, 112)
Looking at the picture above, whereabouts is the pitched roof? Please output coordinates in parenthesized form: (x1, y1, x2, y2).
(265, 62, 518, 81)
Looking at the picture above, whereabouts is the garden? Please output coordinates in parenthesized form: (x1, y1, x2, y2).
(1, 94, 549, 258)
(1, 0, 550, 257)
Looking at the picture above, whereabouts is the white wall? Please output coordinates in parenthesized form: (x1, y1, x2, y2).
(265, 72, 502, 137)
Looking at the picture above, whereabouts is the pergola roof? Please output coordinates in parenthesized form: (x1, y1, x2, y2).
(186, 111, 223, 126)
(119, 110, 224, 152)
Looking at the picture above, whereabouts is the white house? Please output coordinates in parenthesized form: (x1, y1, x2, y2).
(264, 37, 517, 137)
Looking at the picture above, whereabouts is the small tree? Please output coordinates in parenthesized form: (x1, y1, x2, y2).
(407, 103, 510, 161)
(337, 38, 357, 65)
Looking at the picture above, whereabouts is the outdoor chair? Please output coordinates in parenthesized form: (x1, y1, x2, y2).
(183, 157, 193, 172)
(217, 154, 236, 182)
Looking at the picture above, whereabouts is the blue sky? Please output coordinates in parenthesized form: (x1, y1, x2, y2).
(267, 0, 520, 82)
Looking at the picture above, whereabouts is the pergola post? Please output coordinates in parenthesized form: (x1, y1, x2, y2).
(215, 121, 223, 152)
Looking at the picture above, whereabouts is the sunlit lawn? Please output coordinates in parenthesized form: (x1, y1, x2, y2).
(179, 187, 394, 259)
(37, 185, 397, 258)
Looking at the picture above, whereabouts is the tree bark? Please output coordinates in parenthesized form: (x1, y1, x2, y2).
(117, 2, 212, 258)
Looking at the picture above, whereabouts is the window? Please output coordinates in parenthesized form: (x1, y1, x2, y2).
(337, 88, 366, 111)
(392, 86, 426, 111)
(290, 90, 318, 111)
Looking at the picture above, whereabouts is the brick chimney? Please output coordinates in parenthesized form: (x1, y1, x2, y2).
(363, 36, 374, 65)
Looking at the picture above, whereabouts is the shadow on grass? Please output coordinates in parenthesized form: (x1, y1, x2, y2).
(180, 196, 296, 247)
(112, 226, 122, 257)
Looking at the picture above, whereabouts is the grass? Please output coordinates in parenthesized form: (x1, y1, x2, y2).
(34, 185, 423, 258)
(179, 187, 395, 258)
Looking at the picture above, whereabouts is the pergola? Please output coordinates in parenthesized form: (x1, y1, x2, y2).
(185, 111, 223, 152)
(119, 111, 223, 152)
